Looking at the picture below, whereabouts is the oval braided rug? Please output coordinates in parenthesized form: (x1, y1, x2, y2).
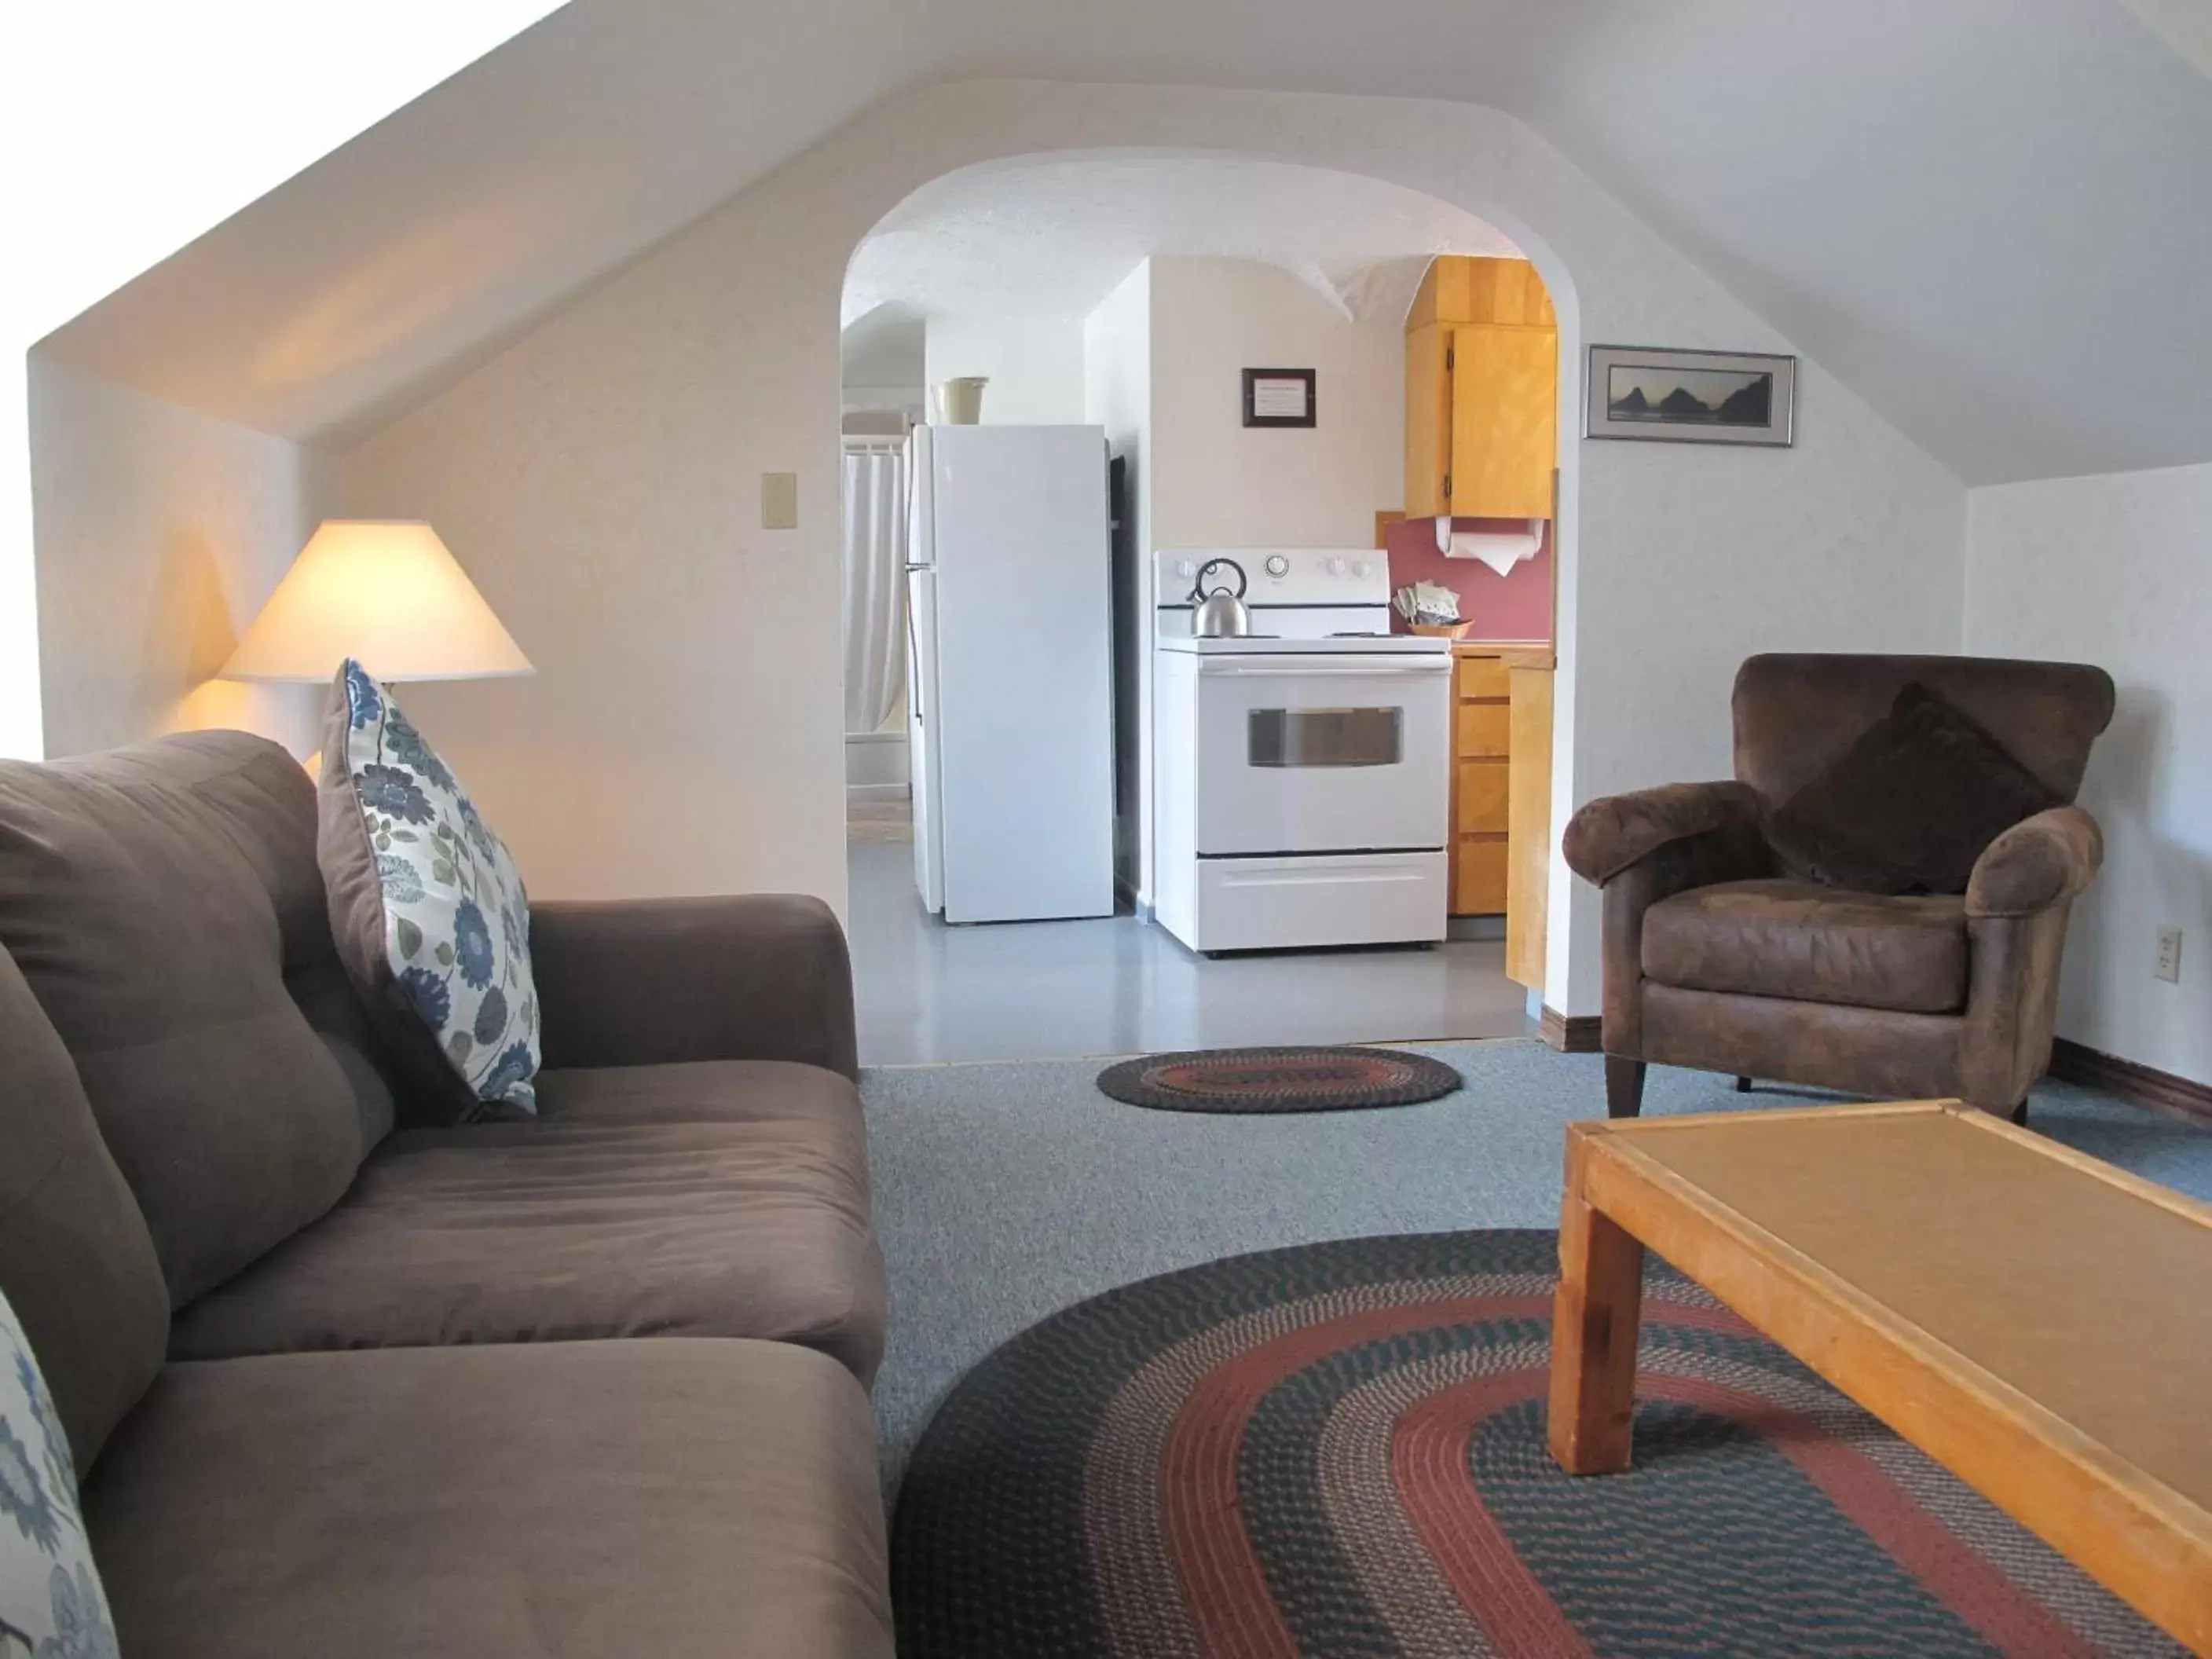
(1097, 1047, 1462, 1114)
(890, 1230, 2177, 1657)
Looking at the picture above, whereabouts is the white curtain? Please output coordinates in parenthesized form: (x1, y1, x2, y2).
(840, 442, 907, 734)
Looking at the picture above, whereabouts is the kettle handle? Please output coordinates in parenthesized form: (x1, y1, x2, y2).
(1191, 557, 1248, 602)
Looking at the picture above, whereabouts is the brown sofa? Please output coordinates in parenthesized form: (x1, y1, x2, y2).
(1563, 654, 2115, 1119)
(0, 732, 895, 1656)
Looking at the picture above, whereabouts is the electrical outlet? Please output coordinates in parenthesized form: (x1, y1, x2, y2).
(2155, 925, 2183, 984)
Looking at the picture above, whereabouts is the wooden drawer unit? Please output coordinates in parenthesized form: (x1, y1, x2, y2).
(1455, 701, 1511, 758)
(1456, 657, 1511, 701)
(1455, 837, 1511, 916)
(1449, 650, 1513, 914)
(1456, 759, 1509, 832)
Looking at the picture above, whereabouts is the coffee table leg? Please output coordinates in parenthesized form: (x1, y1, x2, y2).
(1548, 1133, 1644, 1474)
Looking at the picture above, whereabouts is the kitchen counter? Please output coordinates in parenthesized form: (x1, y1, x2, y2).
(1451, 639, 1555, 668)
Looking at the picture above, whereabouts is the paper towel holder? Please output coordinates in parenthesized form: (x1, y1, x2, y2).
(1434, 515, 1545, 553)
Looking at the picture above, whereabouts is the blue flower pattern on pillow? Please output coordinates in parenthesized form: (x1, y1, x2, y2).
(343, 660, 383, 729)
(380, 706, 457, 793)
(0, 1291, 122, 1659)
(339, 660, 540, 1117)
(376, 855, 425, 906)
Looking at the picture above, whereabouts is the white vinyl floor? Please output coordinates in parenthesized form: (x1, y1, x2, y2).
(846, 835, 1533, 1067)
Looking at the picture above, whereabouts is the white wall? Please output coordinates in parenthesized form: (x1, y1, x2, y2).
(1148, 257, 1402, 551)
(842, 311, 925, 393)
(923, 313, 1087, 425)
(1082, 260, 1153, 896)
(340, 126, 850, 906)
(1966, 463, 2212, 1085)
(2, 0, 564, 761)
(312, 79, 1964, 977)
(27, 357, 338, 760)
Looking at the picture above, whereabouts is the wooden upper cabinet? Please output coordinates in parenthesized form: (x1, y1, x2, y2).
(1452, 326, 1558, 521)
(1408, 256, 1555, 332)
(1404, 257, 1558, 521)
(1404, 324, 1453, 518)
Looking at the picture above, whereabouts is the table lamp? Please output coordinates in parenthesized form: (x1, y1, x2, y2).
(222, 520, 532, 768)
(222, 520, 532, 686)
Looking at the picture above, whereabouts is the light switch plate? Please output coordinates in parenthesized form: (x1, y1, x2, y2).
(761, 471, 798, 529)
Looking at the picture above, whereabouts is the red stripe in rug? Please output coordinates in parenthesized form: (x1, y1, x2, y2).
(1393, 1369, 1590, 1657)
(1650, 1375, 2099, 1659)
(1391, 1369, 2098, 1659)
(1156, 1294, 1751, 1657)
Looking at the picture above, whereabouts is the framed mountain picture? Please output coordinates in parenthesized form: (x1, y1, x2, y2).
(1584, 346, 1796, 445)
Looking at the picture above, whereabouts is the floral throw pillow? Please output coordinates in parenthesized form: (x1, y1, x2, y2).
(318, 661, 540, 1121)
(0, 1287, 119, 1659)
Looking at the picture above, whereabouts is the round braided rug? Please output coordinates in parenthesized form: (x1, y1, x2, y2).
(1096, 1046, 1462, 1114)
(890, 1230, 2176, 1657)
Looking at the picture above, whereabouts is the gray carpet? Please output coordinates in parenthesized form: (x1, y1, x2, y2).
(859, 1038, 2212, 1495)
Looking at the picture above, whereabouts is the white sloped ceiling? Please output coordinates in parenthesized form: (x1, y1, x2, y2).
(35, 0, 2212, 482)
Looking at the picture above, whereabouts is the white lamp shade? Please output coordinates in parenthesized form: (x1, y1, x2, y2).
(221, 521, 533, 683)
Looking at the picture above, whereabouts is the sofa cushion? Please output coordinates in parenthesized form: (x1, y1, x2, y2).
(84, 1339, 893, 1659)
(1641, 879, 1970, 1016)
(1, 1285, 122, 1659)
(0, 734, 391, 1306)
(1763, 681, 2062, 895)
(534, 1057, 858, 1127)
(0, 947, 167, 1471)
(169, 1064, 886, 1382)
(320, 663, 541, 1122)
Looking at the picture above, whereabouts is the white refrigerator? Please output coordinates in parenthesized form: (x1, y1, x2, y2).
(906, 423, 1115, 924)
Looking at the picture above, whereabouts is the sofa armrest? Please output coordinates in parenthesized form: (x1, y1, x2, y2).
(1965, 806, 2104, 920)
(529, 895, 858, 1080)
(1563, 781, 1767, 887)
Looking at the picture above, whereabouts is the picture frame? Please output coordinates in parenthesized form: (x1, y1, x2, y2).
(1242, 368, 1317, 429)
(1584, 346, 1796, 446)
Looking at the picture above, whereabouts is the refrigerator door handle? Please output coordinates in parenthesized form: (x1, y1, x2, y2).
(905, 602, 923, 726)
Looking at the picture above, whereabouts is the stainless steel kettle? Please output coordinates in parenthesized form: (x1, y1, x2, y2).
(1189, 557, 1252, 637)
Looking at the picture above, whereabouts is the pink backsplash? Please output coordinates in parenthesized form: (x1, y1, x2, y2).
(1382, 517, 1553, 642)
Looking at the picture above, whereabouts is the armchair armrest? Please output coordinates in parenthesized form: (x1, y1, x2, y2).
(529, 895, 857, 1080)
(1563, 782, 1767, 886)
(1965, 806, 2103, 919)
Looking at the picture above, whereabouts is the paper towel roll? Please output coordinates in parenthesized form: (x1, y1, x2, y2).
(1434, 515, 1542, 577)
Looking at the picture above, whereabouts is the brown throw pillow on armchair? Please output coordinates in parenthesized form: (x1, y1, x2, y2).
(1763, 681, 2061, 895)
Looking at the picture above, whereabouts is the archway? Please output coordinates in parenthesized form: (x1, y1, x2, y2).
(832, 146, 1579, 1064)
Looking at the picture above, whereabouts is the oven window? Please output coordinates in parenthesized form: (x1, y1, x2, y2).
(1248, 707, 1403, 767)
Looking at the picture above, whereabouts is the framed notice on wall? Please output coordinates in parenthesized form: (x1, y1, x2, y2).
(1242, 368, 1317, 428)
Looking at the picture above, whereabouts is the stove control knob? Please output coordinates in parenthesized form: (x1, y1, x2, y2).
(1265, 555, 1291, 578)
(1175, 558, 1196, 580)
(1325, 556, 1348, 577)
(1351, 558, 1372, 578)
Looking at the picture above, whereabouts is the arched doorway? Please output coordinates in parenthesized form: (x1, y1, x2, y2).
(833, 151, 1571, 1065)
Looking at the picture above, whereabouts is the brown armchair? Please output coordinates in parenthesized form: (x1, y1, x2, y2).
(1563, 654, 2115, 1119)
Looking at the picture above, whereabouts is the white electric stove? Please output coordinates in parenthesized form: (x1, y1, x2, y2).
(1151, 550, 1453, 954)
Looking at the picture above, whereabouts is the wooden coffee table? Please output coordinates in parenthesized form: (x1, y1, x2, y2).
(1546, 1100, 2212, 1654)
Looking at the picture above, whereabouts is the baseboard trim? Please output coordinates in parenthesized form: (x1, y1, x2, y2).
(2049, 1038, 2212, 1126)
(1540, 1005, 1602, 1054)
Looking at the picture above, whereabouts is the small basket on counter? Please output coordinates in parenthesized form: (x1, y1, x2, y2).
(1393, 580, 1469, 639)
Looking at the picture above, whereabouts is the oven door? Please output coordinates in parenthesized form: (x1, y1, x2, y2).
(1190, 654, 1451, 855)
